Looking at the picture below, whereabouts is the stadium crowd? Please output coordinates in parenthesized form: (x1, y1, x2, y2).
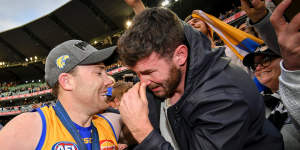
(218, 3, 241, 20)
(0, 0, 300, 150)
(0, 100, 56, 114)
(0, 81, 49, 97)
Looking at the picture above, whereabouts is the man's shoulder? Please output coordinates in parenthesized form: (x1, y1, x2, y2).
(2, 111, 41, 130)
(0, 112, 42, 149)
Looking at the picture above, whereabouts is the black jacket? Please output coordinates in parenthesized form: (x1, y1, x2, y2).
(134, 23, 283, 150)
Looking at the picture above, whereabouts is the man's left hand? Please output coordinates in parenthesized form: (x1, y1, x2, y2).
(270, 0, 300, 70)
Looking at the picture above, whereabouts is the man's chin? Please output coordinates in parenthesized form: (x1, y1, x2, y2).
(153, 91, 167, 99)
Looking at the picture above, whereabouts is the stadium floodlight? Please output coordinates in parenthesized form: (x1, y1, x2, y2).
(25, 58, 28, 62)
(126, 20, 132, 29)
(161, 0, 170, 7)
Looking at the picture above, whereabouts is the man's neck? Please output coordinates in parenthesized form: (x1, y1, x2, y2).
(169, 67, 186, 106)
(169, 93, 183, 106)
(59, 98, 93, 127)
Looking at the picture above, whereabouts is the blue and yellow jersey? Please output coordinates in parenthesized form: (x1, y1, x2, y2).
(35, 106, 118, 150)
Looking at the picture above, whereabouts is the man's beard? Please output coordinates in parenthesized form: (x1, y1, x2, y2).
(149, 64, 182, 99)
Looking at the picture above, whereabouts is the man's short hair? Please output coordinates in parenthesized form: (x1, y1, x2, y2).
(49, 82, 59, 97)
(118, 7, 185, 67)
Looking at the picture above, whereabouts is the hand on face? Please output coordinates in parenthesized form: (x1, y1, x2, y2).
(270, 0, 300, 70)
(240, 0, 268, 23)
(124, 0, 145, 14)
(118, 144, 128, 150)
(119, 82, 153, 143)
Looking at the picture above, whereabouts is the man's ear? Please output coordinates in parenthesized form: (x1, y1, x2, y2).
(58, 73, 73, 91)
(173, 44, 188, 66)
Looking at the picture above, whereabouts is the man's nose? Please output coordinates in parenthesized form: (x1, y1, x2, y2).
(255, 64, 264, 71)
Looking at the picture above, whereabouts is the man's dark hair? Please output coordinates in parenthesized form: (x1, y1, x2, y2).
(118, 7, 185, 67)
(48, 82, 59, 97)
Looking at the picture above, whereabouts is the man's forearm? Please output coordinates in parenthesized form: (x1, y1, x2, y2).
(132, 1, 145, 15)
(279, 61, 300, 128)
(249, 9, 281, 55)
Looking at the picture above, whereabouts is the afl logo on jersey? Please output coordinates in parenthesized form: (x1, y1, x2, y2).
(52, 141, 79, 150)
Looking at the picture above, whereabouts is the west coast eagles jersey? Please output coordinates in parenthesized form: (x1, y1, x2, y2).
(35, 106, 118, 150)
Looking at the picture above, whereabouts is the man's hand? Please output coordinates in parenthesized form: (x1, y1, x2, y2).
(124, 0, 145, 14)
(118, 144, 128, 150)
(124, 0, 142, 8)
(119, 82, 153, 143)
(240, 0, 268, 23)
(270, 0, 300, 70)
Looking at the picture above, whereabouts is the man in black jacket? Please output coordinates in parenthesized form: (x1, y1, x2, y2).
(117, 7, 283, 150)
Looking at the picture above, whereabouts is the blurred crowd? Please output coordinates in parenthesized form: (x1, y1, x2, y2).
(0, 100, 56, 114)
(0, 81, 49, 97)
(219, 3, 241, 20)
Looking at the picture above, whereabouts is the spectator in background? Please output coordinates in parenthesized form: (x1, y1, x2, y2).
(219, 12, 225, 20)
(241, 0, 300, 149)
(185, 15, 215, 48)
(270, 0, 300, 137)
(185, 12, 253, 74)
(243, 40, 300, 150)
(0, 40, 122, 150)
(265, 0, 276, 12)
(240, 0, 281, 55)
(107, 81, 133, 109)
(239, 0, 282, 93)
(107, 81, 137, 149)
(119, 1, 283, 149)
(237, 22, 259, 38)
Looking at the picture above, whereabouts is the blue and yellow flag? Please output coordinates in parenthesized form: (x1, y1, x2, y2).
(192, 10, 264, 60)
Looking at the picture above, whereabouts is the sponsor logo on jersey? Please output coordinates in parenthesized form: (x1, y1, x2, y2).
(52, 141, 79, 150)
(100, 139, 117, 150)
